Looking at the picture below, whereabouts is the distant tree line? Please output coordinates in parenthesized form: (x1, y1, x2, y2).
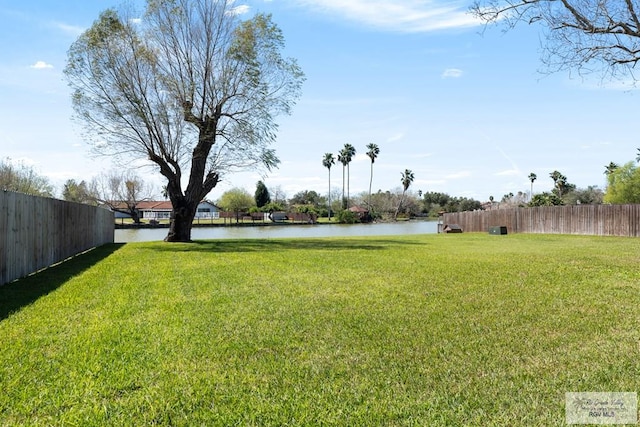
(0, 158, 54, 197)
(422, 192, 482, 217)
(601, 152, 640, 204)
(214, 182, 484, 223)
(8, 148, 640, 225)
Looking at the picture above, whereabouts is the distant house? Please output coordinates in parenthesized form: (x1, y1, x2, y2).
(109, 200, 219, 220)
(194, 200, 218, 219)
(137, 201, 172, 220)
(349, 205, 371, 222)
(103, 201, 141, 220)
(112, 209, 133, 220)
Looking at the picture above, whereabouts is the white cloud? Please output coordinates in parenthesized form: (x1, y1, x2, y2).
(442, 68, 463, 78)
(9, 157, 37, 166)
(30, 61, 53, 69)
(418, 179, 446, 186)
(412, 153, 433, 159)
(495, 169, 519, 176)
(228, 5, 251, 15)
(292, 0, 481, 32)
(53, 22, 85, 37)
(386, 132, 405, 142)
(445, 171, 471, 179)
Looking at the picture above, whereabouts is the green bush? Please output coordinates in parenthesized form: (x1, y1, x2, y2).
(260, 202, 285, 212)
(336, 209, 359, 224)
(294, 204, 317, 214)
(529, 192, 564, 206)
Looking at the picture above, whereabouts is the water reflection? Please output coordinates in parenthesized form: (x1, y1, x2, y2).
(115, 221, 439, 243)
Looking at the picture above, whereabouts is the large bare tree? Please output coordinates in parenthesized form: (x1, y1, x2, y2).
(471, 0, 640, 82)
(65, 0, 304, 241)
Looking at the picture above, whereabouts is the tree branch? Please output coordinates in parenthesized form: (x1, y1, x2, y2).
(182, 99, 203, 127)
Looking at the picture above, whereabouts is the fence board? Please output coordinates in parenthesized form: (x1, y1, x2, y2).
(442, 205, 640, 237)
(1, 191, 114, 285)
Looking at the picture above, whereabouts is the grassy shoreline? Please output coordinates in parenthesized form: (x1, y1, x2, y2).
(1, 233, 638, 426)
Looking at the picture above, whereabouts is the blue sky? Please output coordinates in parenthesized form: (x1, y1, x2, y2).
(1, 0, 638, 202)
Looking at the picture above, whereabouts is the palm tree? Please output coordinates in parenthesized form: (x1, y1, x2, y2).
(604, 162, 619, 175)
(401, 169, 415, 191)
(549, 170, 567, 197)
(322, 153, 335, 220)
(343, 143, 356, 208)
(365, 143, 380, 211)
(527, 172, 537, 201)
(337, 149, 348, 209)
(636, 148, 640, 163)
(395, 169, 415, 220)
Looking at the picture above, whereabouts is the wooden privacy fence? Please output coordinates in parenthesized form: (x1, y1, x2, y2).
(0, 191, 114, 285)
(443, 205, 640, 237)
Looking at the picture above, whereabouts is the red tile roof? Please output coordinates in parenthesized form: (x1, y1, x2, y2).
(106, 200, 216, 211)
(135, 201, 173, 210)
(348, 206, 369, 213)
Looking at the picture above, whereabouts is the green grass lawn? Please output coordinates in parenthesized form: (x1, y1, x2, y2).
(0, 233, 638, 426)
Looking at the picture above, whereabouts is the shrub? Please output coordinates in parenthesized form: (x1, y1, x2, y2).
(336, 210, 359, 224)
(260, 202, 285, 212)
(294, 204, 317, 214)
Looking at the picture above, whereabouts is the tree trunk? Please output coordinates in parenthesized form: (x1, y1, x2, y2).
(165, 197, 197, 242)
(347, 164, 350, 208)
(341, 165, 346, 210)
(327, 168, 331, 221)
(159, 121, 219, 242)
(131, 209, 142, 224)
(368, 163, 373, 210)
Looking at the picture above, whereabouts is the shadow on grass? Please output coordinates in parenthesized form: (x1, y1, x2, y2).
(152, 237, 425, 254)
(0, 243, 124, 321)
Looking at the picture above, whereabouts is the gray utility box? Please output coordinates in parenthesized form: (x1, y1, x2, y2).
(489, 226, 508, 235)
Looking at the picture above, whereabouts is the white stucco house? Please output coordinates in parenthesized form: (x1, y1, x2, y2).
(110, 200, 219, 220)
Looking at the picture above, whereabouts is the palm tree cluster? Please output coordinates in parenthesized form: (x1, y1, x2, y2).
(526, 169, 601, 207)
(337, 144, 357, 209)
(323, 143, 378, 216)
(322, 144, 418, 221)
(549, 170, 569, 197)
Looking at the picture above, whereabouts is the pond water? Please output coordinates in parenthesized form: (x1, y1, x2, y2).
(115, 220, 439, 243)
